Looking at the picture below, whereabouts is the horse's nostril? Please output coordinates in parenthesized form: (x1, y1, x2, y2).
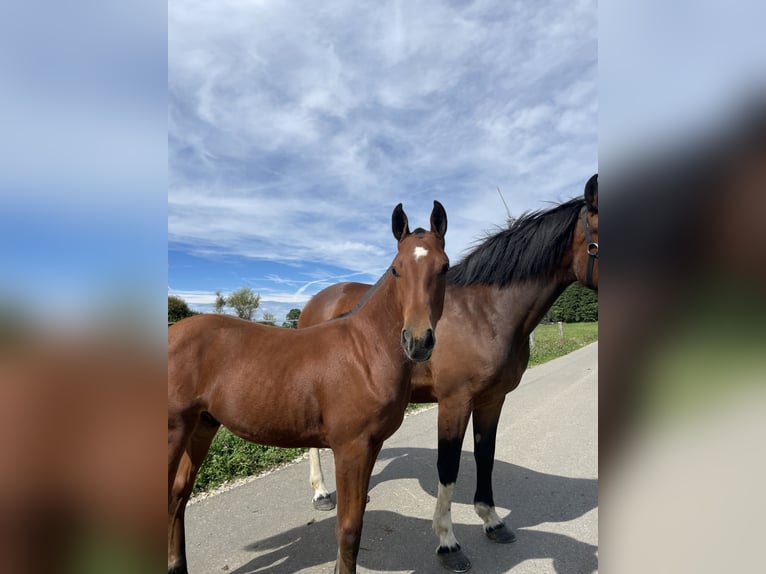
(401, 330, 412, 348)
(424, 328, 435, 349)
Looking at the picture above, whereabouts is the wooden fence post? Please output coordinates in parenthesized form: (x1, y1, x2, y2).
(557, 321, 564, 339)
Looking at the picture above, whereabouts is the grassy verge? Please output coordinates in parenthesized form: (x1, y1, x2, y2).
(193, 429, 305, 495)
(528, 321, 598, 367)
(192, 321, 598, 494)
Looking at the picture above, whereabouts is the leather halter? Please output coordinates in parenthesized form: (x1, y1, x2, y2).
(580, 206, 598, 289)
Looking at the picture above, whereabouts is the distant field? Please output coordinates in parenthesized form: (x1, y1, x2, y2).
(192, 321, 598, 494)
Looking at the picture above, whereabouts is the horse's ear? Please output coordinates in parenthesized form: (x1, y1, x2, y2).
(584, 174, 598, 212)
(392, 203, 410, 241)
(430, 200, 447, 238)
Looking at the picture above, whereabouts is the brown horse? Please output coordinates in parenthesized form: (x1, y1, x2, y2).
(300, 175, 598, 571)
(168, 202, 449, 574)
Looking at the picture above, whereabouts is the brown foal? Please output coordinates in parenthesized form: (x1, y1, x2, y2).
(168, 201, 449, 574)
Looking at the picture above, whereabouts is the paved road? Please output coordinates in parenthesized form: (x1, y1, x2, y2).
(185, 342, 598, 573)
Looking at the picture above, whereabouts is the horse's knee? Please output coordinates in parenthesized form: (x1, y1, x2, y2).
(337, 519, 362, 546)
(336, 514, 363, 556)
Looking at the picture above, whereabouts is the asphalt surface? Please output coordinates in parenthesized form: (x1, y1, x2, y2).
(184, 342, 598, 573)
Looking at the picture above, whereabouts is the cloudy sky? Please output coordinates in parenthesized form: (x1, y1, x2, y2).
(168, 0, 597, 323)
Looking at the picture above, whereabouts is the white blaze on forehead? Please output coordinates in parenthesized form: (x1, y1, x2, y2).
(413, 246, 429, 261)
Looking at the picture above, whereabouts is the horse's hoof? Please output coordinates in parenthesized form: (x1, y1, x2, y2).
(437, 547, 472, 572)
(485, 522, 516, 544)
(312, 494, 336, 511)
(168, 565, 188, 574)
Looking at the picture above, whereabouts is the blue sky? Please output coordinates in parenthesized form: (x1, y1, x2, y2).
(168, 0, 597, 323)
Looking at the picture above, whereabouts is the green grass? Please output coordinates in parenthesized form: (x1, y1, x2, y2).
(68, 534, 159, 574)
(193, 429, 305, 494)
(192, 321, 598, 494)
(528, 321, 598, 367)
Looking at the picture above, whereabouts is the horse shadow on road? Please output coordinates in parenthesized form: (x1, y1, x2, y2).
(369, 447, 597, 531)
(231, 446, 597, 573)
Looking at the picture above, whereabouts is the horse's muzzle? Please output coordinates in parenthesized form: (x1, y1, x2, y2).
(401, 328, 435, 362)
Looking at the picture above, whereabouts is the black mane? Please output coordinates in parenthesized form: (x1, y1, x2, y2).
(333, 266, 391, 319)
(447, 197, 585, 287)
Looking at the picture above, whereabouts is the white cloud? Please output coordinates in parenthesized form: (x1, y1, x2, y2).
(169, 0, 597, 313)
(168, 288, 217, 306)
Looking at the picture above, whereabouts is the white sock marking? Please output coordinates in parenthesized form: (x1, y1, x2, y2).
(475, 502, 504, 530)
(309, 448, 330, 499)
(432, 482, 458, 549)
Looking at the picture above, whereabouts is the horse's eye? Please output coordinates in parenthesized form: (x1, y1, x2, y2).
(440, 262, 450, 275)
(391, 267, 400, 277)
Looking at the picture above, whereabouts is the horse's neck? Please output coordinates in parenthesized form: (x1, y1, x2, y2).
(489, 271, 574, 336)
(349, 275, 404, 355)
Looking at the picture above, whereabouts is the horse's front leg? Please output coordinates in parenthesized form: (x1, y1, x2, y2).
(309, 448, 335, 510)
(472, 398, 516, 544)
(332, 439, 381, 574)
(432, 398, 473, 572)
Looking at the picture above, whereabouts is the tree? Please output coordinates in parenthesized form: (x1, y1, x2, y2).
(282, 308, 301, 328)
(214, 290, 226, 314)
(549, 283, 598, 322)
(574, 286, 599, 322)
(260, 312, 276, 326)
(168, 295, 198, 323)
(226, 287, 260, 320)
(551, 285, 577, 322)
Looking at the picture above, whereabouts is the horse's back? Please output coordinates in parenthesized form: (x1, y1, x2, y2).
(168, 314, 249, 370)
(169, 313, 246, 334)
(169, 313, 318, 374)
(168, 314, 284, 395)
(168, 313, 356, 398)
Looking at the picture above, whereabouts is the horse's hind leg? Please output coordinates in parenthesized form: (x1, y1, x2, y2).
(168, 414, 219, 574)
(168, 451, 193, 574)
(309, 448, 335, 510)
(472, 399, 515, 544)
(332, 440, 381, 574)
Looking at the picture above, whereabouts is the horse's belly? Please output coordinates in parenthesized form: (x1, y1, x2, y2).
(223, 418, 327, 449)
(209, 392, 327, 449)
